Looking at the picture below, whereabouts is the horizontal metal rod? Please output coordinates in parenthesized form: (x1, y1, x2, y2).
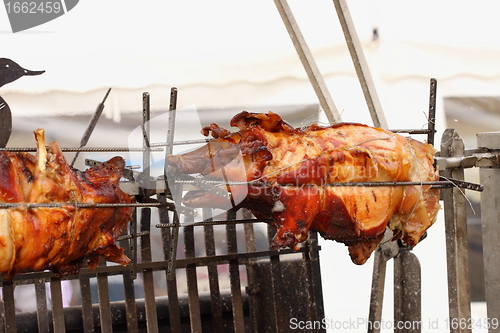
(389, 129, 434, 135)
(0, 202, 176, 209)
(156, 218, 273, 229)
(117, 231, 150, 241)
(151, 129, 433, 148)
(174, 179, 482, 191)
(152, 138, 213, 147)
(2, 247, 308, 283)
(0, 147, 163, 152)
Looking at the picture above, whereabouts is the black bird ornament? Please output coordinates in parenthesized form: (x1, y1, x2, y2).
(0, 58, 45, 148)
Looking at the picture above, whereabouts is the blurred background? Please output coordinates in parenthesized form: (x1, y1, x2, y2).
(2, 0, 499, 331)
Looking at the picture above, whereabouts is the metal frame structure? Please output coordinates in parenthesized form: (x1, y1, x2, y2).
(0, 1, 498, 332)
(275, 1, 495, 333)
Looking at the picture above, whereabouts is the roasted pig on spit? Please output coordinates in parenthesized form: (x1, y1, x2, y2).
(0, 129, 134, 278)
(168, 111, 440, 264)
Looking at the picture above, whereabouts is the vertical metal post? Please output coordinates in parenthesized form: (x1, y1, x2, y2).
(267, 224, 287, 332)
(226, 209, 246, 333)
(393, 246, 422, 333)
(142, 92, 151, 193)
(273, 0, 342, 123)
(79, 274, 95, 333)
(120, 234, 139, 333)
(141, 208, 159, 333)
(332, 0, 387, 129)
(203, 208, 224, 331)
(477, 132, 500, 333)
(163, 88, 181, 281)
(35, 279, 50, 333)
(303, 232, 326, 332)
(184, 216, 203, 332)
(441, 129, 471, 333)
(2, 281, 16, 333)
(427, 78, 437, 146)
(160, 87, 182, 330)
(243, 209, 260, 332)
(96, 261, 113, 333)
(367, 238, 398, 333)
(50, 277, 66, 333)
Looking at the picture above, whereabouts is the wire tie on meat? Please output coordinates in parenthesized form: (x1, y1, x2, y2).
(406, 136, 477, 215)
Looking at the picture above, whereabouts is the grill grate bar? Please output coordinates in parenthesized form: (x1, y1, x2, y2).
(202, 208, 225, 331)
(96, 261, 113, 333)
(304, 232, 326, 326)
(120, 234, 139, 333)
(50, 277, 66, 333)
(185, 215, 203, 331)
(226, 209, 247, 333)
(140, 208, 160, 333)
(267, 224, 288, 332)
(243, 209, 260, 332)
(34, 279, 50, 333)
(78, 274, 95, 333)
(157, 194, 183, 331)
(2, 281, 16, 333)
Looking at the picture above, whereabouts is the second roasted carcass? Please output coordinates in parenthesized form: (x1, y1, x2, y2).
(0, 129, 134, 278)
(168, 112, 440, 264)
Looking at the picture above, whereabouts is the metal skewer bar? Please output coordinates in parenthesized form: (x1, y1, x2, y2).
(0, 146, 163, 152)
(151, 128, 434, 148)
(173, 178, 483, 191)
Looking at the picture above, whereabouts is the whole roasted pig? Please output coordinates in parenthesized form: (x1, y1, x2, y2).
(0, 129, 134, 278)
(168, 111, 440, 264)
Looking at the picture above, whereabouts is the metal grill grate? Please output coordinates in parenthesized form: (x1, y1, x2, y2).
(0, 89, 326, 333)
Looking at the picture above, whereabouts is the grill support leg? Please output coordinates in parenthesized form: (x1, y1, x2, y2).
(477, 132, 500, 333)
(441, 129, 472, 333)
(393, 246, 422, 333)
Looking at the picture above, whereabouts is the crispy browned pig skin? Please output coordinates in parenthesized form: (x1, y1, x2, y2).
(168, 111, 440, 264)
(0, 129, 134, 279)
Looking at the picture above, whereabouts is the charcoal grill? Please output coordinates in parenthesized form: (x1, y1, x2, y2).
(1, 1, 499, 333)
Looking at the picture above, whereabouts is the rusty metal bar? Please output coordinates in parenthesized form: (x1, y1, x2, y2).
(477, 132, 500, 333)
(427, 78, 437, 146)
(163, 89, 182, 282)
(332, 0, 387, 129)
(140, 208, 159, 333)
(226, 209, 246, 333)
(273, 0, 342, 123)
(166, 87, 177, 156)
(34, 279, 50, 333)
(50, 277, 66, 333)
(441, 129, 471, 333)
(203, 208, 225, 331)
(78, 274, 95, 333)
